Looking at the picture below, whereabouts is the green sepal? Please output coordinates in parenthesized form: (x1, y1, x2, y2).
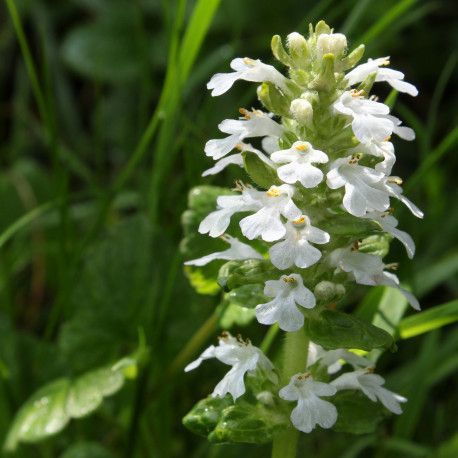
(258, 82, 291, 117)
(332, 391, 391, 434)
(315, 20, 332, 35)
(305, 309, 397, 352)
(358, 233, 392, 258)
(338, 44, 365, 72)
(318, 214, 382, 237)
(243, 151, 282, 189)
(271, 35, 294, 67)
(357, 71, 377, 96)
(217, 259, 281, 292)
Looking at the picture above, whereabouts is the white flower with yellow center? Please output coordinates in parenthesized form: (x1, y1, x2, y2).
(279, 373, 338, 433)
(326, 156, 390, 217)
(207, 57, 291, 97)
(256, 273, 315, 331)
(239, 184, 301, 242)
(345, 57, 418, 97)
(269, 216, 330, 270)
(349, 138, 396, 174)
(271, 141, 329, 188)
(332, 368, 407, 414)
(334, 90, 394, 144)
(185, 332, 277, 401)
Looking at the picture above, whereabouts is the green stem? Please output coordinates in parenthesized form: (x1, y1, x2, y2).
(272, 329, 309, 458)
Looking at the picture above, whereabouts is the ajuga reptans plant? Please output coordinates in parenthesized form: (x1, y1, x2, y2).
(181, 21, 422, 456)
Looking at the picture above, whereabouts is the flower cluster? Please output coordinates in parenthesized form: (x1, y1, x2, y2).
(185, 22, 421, 436)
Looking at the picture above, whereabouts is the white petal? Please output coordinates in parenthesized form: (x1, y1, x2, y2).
(205, 135, 240, 160)
(256, 295, 305, 332)
(184, 345, 216, 372)
(202, 154, 244, 177)
(388, 78, 418, 97)
(240, 207, 286, 242)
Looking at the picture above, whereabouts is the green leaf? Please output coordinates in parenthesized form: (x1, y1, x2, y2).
(398, 300, 458, 339)
(332, 391, 390, 434)
(257, 83, 291, 117)
(61, 7, 149, 84)
(225, 284, 269, 309)
(243, 151, 282, 190)
(318, 214, 382, 237)
(217, 259, 281, 292)
(183, 392, 287, 445)
(305, 309, 396, 352)
(5, 356, 138, 451)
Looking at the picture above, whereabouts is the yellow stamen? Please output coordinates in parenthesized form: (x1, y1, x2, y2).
(238, 108, 251, 119)
(267, 188, 281, 197)
(282, 276, 296, 283)
(295, 144, 307, 151)
(388, 178, 403, 185)
(384, 136, 391, 142)
(293, 216, 305, 224)
(235, 144, 243, 151)
(243, 58, 255, 67)
(351, 89, 365, 98)
(365, 366, 376, 374)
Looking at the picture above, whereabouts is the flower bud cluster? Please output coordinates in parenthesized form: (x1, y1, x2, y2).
(185, 21, 421, 435)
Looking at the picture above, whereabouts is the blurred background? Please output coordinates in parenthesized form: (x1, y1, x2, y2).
(0, 0, 457, 456)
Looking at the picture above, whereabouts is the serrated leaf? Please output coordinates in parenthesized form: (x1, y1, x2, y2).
(332, 391, 390, 434)
(5, 356, 137, 451)
(243, 152, 282, 190)
(305, 309, 396, 352)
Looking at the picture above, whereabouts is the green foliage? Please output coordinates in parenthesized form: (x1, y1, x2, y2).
(305, 309, 396, 352)
(5, 355, 139, 451)
(243, 151, 282, 189)
(332, 391, 390, 434)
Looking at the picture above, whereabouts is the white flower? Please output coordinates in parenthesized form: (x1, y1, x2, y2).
(256, 273, 316, 331)
(328, 247, 420, 310)
(269, 216, 330, 270)
(349, 139, 396, 174)
(326, 156, 390, 217)
(332, 368, 407, 414)
(345, 57, 418, 97)
(387, 115, 415, 141)
(207, 57, 290, 97)
(271, 141, 329, 188)
(202, 142, 274, 177)
(279, 373, 338, 433)
(316, 33, 347, 60)
(185, 332, 277, 402)
(239, 184, 301, 242)
(334, 90, 394, 144)
(363, 210, 415, 259)
(184, 234, 264, 266)
(205, 109, 285, 160)
(307, 342, 372, 374)
(198, 184, 262, 238)
(376, 177, 424, 218)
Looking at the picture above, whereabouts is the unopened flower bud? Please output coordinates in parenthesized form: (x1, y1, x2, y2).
(290, 98, 313, 124)
(314, 281, 336, 301)
(316, 33, 347, 60)
(287, 32, 310, 66)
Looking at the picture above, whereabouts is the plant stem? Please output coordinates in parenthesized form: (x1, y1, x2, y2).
(272, 329, 309, 458)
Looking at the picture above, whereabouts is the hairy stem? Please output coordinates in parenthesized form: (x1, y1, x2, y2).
(272, 329, 309, 458)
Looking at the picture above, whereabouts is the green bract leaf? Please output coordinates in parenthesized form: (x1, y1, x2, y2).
(219, 304, 256, 329)
(305, 309, 396, 352)
(225, 284, 269, 309)
(318, 214, 382, 237)
(332, 391, 390, 434)
(358, 233, 392, 257)
(183, 392, 287, 444)
(258, 83, 291, 117)
(217, 259, 281, 292)
(5, 355, 138, 451)
(243, 151, 282, 189)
